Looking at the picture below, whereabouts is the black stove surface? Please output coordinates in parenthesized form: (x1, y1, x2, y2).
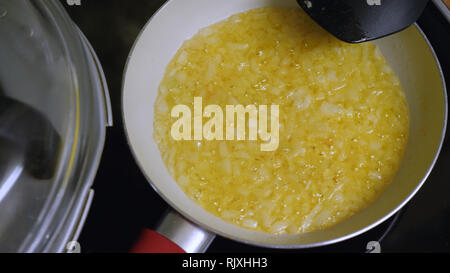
(63, 0, 450, 253)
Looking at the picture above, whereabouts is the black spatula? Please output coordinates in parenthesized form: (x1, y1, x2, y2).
(297, 0, 430, 43)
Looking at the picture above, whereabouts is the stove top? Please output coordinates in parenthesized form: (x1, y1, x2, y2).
(64, 0, 450, 253)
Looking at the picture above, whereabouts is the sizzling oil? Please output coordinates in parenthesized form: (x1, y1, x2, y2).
(153, 7, 410, 234)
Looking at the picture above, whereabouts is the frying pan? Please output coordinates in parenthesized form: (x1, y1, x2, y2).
(122, 0, 447, 252)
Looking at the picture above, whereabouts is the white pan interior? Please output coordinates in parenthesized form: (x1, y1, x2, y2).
(122, 0, 447, 247)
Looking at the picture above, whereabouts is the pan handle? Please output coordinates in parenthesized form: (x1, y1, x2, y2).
(130, 209, 216, 253)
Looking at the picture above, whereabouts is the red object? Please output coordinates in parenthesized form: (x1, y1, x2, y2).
(130, 229, 185, 253)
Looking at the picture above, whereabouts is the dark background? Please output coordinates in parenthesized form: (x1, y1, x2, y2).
(62, 0, 450, 252)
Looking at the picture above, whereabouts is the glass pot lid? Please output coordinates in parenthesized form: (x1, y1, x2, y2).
(0, 0, 111, 252)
